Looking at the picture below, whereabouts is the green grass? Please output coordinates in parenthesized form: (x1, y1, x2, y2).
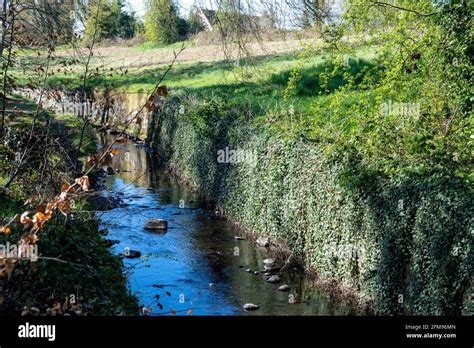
(133, 40, 193, 51)
(54, 113, 97, 157)
(12, 41, 381, 143)
(15, 40, 378, 97)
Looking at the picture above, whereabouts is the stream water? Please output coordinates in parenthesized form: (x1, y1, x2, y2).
(96, 134, 356, 316)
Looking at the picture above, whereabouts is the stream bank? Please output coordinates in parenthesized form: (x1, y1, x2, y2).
(95, 133, 361, 315)
(17, 88, 473, 315)
(0, 99, 138, 315)
(148, 94, 472, 316)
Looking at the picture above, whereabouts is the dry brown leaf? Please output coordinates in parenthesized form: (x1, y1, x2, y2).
(5, 259, 15, 280)
(61, 183, 78, 194)
(58, 200, 71, 215)
(157, 85, 168, 97)
(32, 211, 52, 230)
(23, 197, 35, 206)
(62, 297, 69, 311)
(152, 94, 162, 107)
(21, 234, 39, 245)
(85, 155, 96, 167)
(46, 202, 56, 212)
(33, 211, 47, 222)
(0, 225, 11, 234)
(20, 211, 32, 224)
(145, 93, 163, 111)
(74, 176, 90, 192)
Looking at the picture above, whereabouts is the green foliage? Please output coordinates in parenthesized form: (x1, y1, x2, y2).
(150, 92, 472, 315)
(0, 98, 138, 315)
(273, 58, 381, 97)
(309, 0, 473, 181)
(84, 0, 138, 42)
(144, 0, 181, 44)
(177, 17, 189, 39)
(186, 9, 207, 35)
(0, 206, 138, 315)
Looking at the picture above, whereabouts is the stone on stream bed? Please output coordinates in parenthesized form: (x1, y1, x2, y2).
(144, 219, 168, 231)
(256, 237, 270, 247)
(89, 195, 125, 211)
(104, 239, 120, 247)
(278, 284, 290, 292)
(263, 258, 274, 266)
(124, 250, 141, 258)
(266, 275, 281, 284)
(243, 303, 259, 311)
(263, 264, 281, 272)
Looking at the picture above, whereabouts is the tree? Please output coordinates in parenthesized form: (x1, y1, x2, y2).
(144, 0, 180, 44)
(312, 0, 472, 178)
(15, 0, 76, 44)
(296, 0, 330, 29)
(83, 0, 137, 42)
(177, 17, 189, 39)
(186, 7, 206, 35)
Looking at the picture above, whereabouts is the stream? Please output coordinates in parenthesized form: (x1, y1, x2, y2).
(95, 134, 356, 316)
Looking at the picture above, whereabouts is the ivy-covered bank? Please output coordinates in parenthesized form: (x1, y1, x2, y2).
(148, 95, 472, 315)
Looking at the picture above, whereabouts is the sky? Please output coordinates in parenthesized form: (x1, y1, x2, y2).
(125, 0, 343, 25)
(126, 0, 205, 18)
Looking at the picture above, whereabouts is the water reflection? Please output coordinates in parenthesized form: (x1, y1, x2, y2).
(96, 134, 356, 316)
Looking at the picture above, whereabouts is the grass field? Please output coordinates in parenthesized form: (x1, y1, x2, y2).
(15, 38, 380, 119)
